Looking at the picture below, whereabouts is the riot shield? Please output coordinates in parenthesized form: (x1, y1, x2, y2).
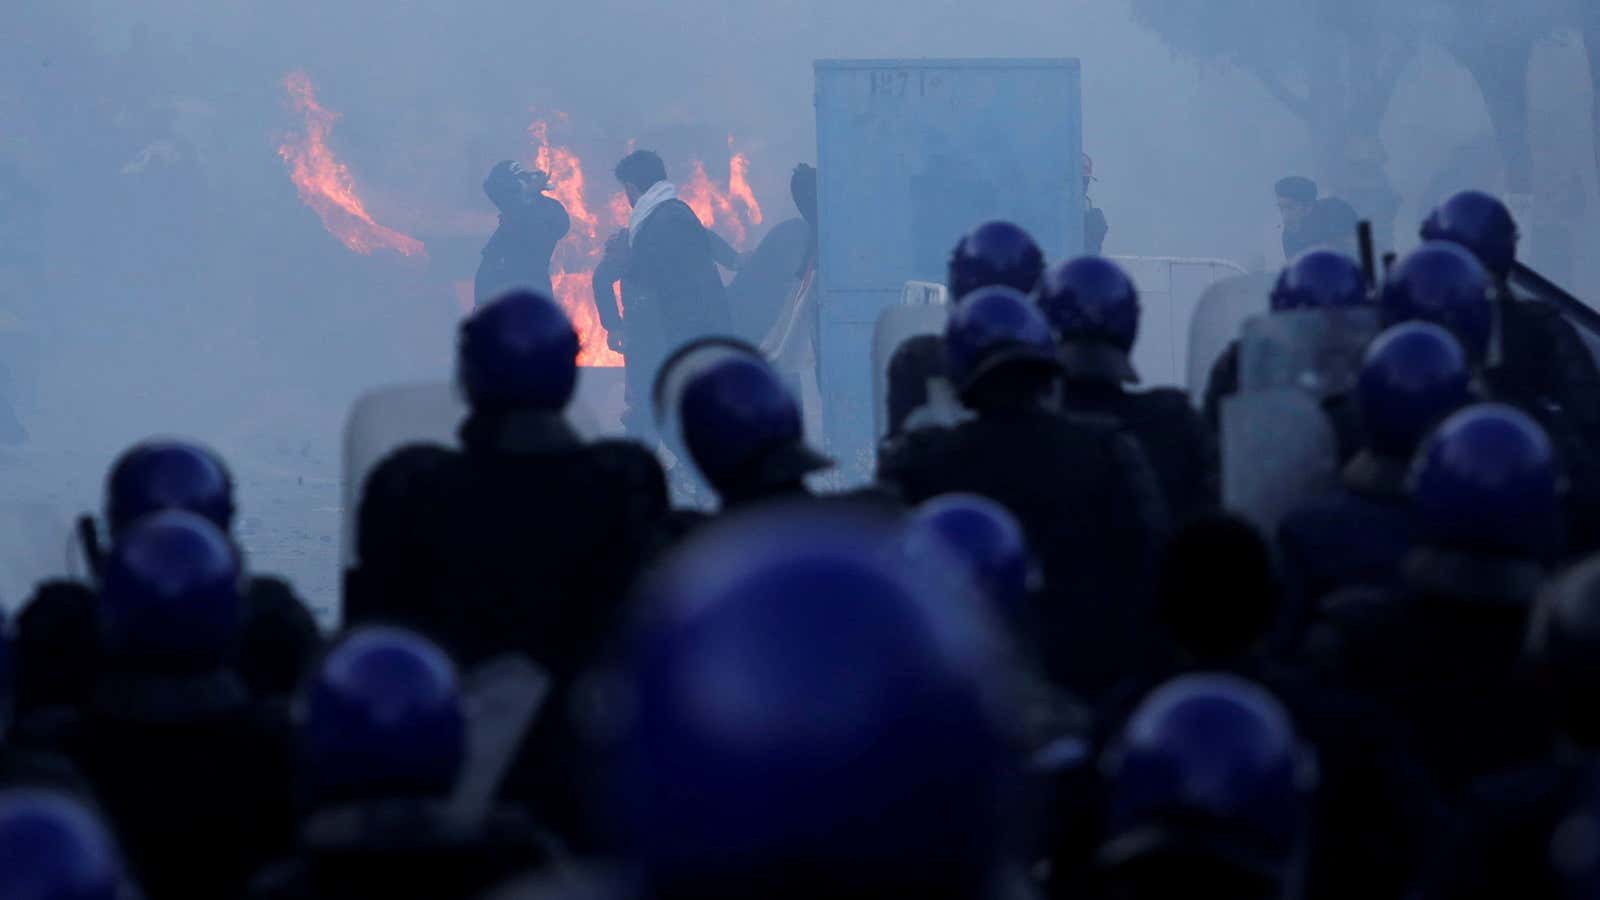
(1236, 307, 1379, 400)
(870, 303, 951, 440)
(1221, 388, 1338, 534)
(340, 369, 626, 574)
(1185, 272, 1273, 405)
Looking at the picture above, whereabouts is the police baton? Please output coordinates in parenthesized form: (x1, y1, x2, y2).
(1357, 221, 1377, 291)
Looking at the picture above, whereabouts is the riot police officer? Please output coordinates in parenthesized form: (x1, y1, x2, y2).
(654, 341, 832, 510)
(1096, 673, 1316, 900)
(350, 289, 668, 676)
(1277, 323, 1473, 624)
(248, 627, 546, 900)
(16, 439, 320, 722)
(1381, 241, 1600, 555)
(878, 285, 1169, 701)
(1421, 190, 1600, 450)
(1037, 255, 1217, 522)
(350, 290, 669, 849)
(74, 512, 294, 899)
(1414, 558, 1600, 900)
(1310, 404, 1562, 797)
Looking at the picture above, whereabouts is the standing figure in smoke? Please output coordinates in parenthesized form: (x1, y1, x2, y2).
(475, 161, 571, 306)
(593, 150, 734, 438)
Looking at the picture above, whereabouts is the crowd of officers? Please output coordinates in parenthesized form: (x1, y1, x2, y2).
(1, 189, 1599, 900)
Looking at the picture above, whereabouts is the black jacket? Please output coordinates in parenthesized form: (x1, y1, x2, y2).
(476, 196, 571, 305)
(347, 410, 669, 677)
(621, 199, 733, 367)
(1060, 379, 1218, 525)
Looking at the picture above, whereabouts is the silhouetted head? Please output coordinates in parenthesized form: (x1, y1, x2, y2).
(105, 439, 235, 539)
(1420, 190, 1519, 281)
(615, 150, 669, 204)
(1155, 514, 1279, 663)
(947, 220, 1045, 301)
(457, 290, 579, 414)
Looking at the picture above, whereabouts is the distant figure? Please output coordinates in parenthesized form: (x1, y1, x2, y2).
(1084, 153, 1108, 254)
(723, 164, 817, 344)
(593, 150, 734, 438)
(475, 161, 570, 306)
(1275, 176, 1320, 260)
(1305, 196, 1361, 257)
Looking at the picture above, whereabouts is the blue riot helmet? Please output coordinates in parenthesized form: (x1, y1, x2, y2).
(99, 510, 243, 671)
(1409, 403, 1561, 560)
(1356, 323, 1473, 460)
(105, 439, 235, 538)
(299, 626, 466, 804)
(902, 493, 1034, 632)
(614, 506, 1011, 899)
(1270, 250, 1367, 313)
(1101, 673, 1315, 881)
(0, 789, 123, 900)
(1379, 242, 1493, 364)
(1036, 256, 1141, 383)
(676, 354, 831, 500)
(1420, 190, 1519, 282)
(947, 220, 1046, 302)
(457, 289, 580, 413)
(943, 285, 1061, 405)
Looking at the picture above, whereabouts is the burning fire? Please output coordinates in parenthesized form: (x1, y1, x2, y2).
(528, 115, 629, 367)
(681, 138, 764, 248)
(524, 118, 767, 367)
(278, 71, 425, 257)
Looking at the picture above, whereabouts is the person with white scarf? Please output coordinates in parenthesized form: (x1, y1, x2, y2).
(593, 150, 733, 439)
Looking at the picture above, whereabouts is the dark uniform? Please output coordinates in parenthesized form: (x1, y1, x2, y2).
(348, 410, 669, 849)
(248, 802, 550, 900)
(1306, 561, 1552, 799)
(593, 197, 734, 438)
(475, 194, 570, 305)
(879, 408, 1168, 702)
(1060, 378, 1217, 524)
(347, 410, 667, 676)
(1276, 454, 1413, 634)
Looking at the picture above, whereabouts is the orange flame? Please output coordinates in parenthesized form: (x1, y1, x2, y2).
(679, 139, 764, 249)
(277, 72, 425, 257)
(528, 115, 628, 366)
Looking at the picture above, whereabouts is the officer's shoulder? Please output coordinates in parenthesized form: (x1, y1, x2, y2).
(585, 438, 668, 485)
(1130, 386, 1199, 416)
(16, 579, 97, 643)
(370, 441, 459, 476)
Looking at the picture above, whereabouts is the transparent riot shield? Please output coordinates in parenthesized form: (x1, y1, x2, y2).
(870, 303, 951, 440)
(1185, 272, 1274, 405)
(1236, 307, 1380, 400)
(340, 369, 626, 575)
(1221, 388, 1339, 534)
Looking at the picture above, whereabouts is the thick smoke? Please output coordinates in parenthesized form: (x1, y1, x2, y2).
(3, 0, 1595, 615)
